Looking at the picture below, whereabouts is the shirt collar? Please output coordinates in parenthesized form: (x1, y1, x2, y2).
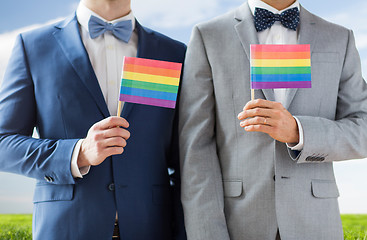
(248, 0, 300, 15)
(76, 1, 136, 33)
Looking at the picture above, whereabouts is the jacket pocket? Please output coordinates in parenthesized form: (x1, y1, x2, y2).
(33, 184, 74, 203)
(311, 179, 339, 199)
(223, 180, 243, 198)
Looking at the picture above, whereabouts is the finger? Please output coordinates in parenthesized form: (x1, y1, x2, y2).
(240, 117, 270, 127)
(102, 137, 127, 148)
(95, 116, 129, 130)
(243, 124, 273, 134)
(243, 99, 283, 111)
(102, 128, 131, 140)
(238, 108, 273, 120)
(104, 146, 125, 158)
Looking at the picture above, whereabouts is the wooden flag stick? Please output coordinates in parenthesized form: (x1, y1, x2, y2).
(117, 101, 122, 117)
(117, 56, 126, 117)
(251, 89, 255, 101)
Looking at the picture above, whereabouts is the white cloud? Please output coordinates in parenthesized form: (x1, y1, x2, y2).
(0, 18, 63, 84)
(324, 3, 367, 51)
(132, 0, 242, 28)
(0, 31, 19, 82)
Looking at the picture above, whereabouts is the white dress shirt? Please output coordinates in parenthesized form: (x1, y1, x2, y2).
(248, 0, 304, 150)
(71, 2, 138, 178)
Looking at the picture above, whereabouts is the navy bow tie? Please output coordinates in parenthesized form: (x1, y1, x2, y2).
(88, 15, 133, 43)
(254, 7, 300, 32)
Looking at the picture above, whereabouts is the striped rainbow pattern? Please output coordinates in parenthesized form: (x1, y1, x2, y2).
(119, 57, 182, 109)
(250, 44, 311, 89)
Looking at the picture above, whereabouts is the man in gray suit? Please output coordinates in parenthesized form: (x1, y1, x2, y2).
(179, 0, 367, 239)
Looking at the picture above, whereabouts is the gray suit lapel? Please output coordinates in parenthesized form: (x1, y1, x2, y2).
(234, 3, 275, 101)
(284, 6, 317, 109)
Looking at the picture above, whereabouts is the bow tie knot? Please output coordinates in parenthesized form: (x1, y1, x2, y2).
(104, 23, 114, 31)
(88, 15, 133, 43)
(254, 7, 300, 32)
(273, 14, 281, 22)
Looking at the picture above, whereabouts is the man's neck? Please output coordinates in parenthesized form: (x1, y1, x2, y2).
(261, 0, 296, 10)
(81, 0, 131, 21)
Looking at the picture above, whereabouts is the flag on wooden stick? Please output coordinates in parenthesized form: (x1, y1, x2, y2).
(119, 57, 182, 109)
(250, 44, 311, 89)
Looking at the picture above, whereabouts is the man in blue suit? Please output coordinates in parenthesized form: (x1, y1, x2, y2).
(0, 0, 186, 239)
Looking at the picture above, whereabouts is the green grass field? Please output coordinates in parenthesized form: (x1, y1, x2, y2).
(0, 214, 366, 239)
(342, 214, 367, 240)
(0, 214, 32, 240)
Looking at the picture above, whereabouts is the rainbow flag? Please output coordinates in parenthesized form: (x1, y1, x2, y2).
(250, 44, 311, 89)
(119, 57, 182, 108)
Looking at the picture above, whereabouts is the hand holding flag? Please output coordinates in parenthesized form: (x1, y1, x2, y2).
(237, 99, 299, 144)
(77, 117, 130, 169)
(238, 44, 310, 143)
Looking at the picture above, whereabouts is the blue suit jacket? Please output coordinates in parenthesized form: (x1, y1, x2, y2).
(0, 14, 186, 240)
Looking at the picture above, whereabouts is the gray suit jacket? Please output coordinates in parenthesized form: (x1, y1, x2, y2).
(179, 3, 367, 240)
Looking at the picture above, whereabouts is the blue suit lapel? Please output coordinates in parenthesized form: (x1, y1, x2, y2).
(53, 14, 110, 118)
(120, 21, 158, 118)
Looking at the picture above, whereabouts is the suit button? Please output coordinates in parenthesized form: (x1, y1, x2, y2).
(108, 183, 115, 191)
(273, 175, 276, 181)
(44, 176, 54, 182)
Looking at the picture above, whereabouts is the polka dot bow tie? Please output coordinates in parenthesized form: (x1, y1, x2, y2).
(254, 7, 300, 32)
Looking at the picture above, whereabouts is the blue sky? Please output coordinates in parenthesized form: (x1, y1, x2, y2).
(0, 0, 367, 214)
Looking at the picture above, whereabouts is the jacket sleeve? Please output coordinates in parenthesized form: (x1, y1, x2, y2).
(178, 26, 231, 240)
(0, 34, 77, 185)
(290, 30, 367, 163)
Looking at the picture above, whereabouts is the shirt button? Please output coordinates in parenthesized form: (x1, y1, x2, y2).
(108, 183, 115, 191)
(107, 45, 114, 50)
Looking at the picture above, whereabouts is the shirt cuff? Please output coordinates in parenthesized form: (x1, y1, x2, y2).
(71, 139, 90, 178)
(286, 116, 304, 151)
